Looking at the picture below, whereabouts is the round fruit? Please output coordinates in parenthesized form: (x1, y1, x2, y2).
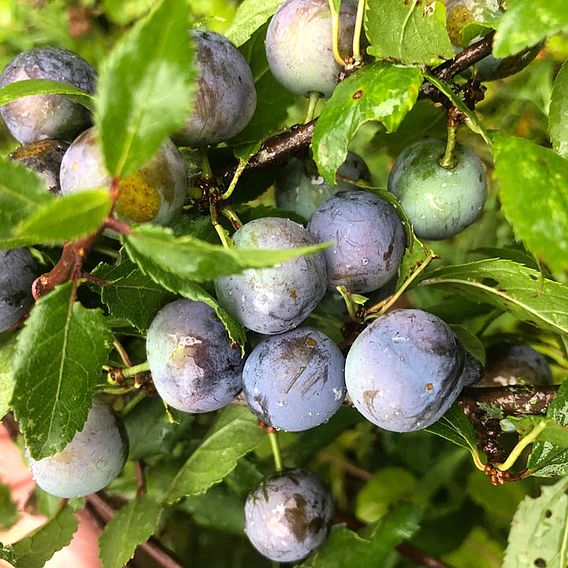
(476, 343, 552, 387)
(388, 138, 487, 240)
(0, 248, 38, 333)
(146, 299, 243, 413)
(308, 190, 405, 294)
(243, 327, 345, 431)
(28, 401, 128, 498)
(266, 0, 359, 98)
(60, 127, 187, 225)
(345, 309, 473, 432)
(10, 139, 69, 195)
(215, 217, 327, 335)
(445, 0, 501, 47)
(245, 469, 334, 562)
(0, 47, 96, 144)
(173, 30, 257, 146)
(276, 153, 369, 220)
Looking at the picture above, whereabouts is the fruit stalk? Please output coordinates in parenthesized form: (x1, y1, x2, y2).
(352, 0, 366, 63)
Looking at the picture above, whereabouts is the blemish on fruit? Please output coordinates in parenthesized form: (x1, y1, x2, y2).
(116, 172, 161, 223)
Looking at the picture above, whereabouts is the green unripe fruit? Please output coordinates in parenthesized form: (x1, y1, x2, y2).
(388, 138, 487, 240)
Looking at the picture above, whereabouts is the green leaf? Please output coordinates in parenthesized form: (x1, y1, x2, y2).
(396, 235, 436, 290)
(125, 224, 328, 282)
(12, 506, 78, 568)
(423, 73, 491, 145)
(0, 333, 17, 420)
(230, 23, 296, 159)
(181, 486, 245, 535)
(445, 527, 504, 568)
(528, 379, 568, 477)
(11, 283, 113, 459)
(355, 468, 417, 524)
(226, 0, 281, 46)
(425, 405, 480, 456)
(503, 477, 568, 568)
(0, 158, 52, 249)
(494, 0, 568, 58)
(0, 79, 95, 111)
(15, 190, 112, 245)
(419, 259, 568, 337)
(102, 0, 154, 25)
(166, 405, 265, 503)
(505, 415, 568, 447)
(549, 61, 568, 159)
(312, 62, 422, 184)
(299, 504, 422, 568)
(124, 397, 194, 460)
(93, 259, 174, 332)
(99, 495, 163, 568)
(122, 235, 246, 348)
(492, 133, 568, 274)
(0, 483, 18, 529)
(467, 470, 528, 523)
(96, 0, 196, 178)
(365, 0, 454, 64)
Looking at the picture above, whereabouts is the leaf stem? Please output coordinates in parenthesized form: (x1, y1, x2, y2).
(365, 251, 437, 319)
(304, 92, 320, 124)
(328, 0, 346, 66)
(121, 391, 146, 415)
(210, 202, 233, 249)
(267, 428, 283, 473)
(122, 361, 151, 378)
(439, 123, 458, 169)
(353, 0, 366, 63)
(221, 207, 243, 230)
(496, 420, 547, 472)
(220, 159, 246, 201)
(423, 72, 492, 147)
(199, 147, 213, 181)
(113, 339, 132, 367)
(471, 448, 486, 471)
(337, 286, 361, 322)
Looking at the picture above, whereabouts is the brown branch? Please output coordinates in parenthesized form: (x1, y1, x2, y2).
(32, 230, 102, 300)
(223, 34, 495, 180)
(135, 461, 147, 497)
(434, 31, 495, 83)
(458, 385, 557, 416)
(458, 385, 558, 464)
(397, 542, 454, 568)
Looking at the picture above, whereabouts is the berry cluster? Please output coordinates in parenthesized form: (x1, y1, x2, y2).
(0, 0, 552, 564)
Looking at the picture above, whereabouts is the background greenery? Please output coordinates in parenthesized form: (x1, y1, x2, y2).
(0, 1, 567, 567)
